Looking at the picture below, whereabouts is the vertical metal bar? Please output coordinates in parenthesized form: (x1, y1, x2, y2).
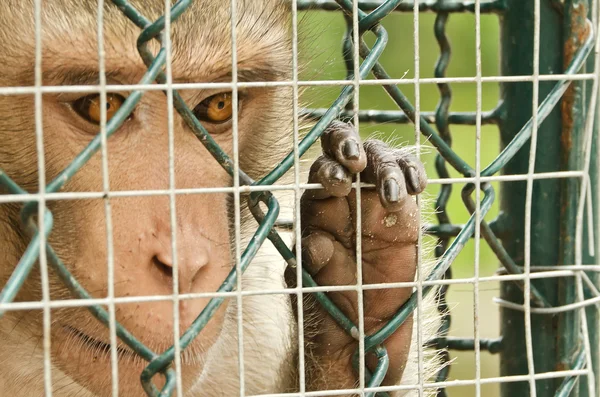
(500, 0, 600, 396)
(290, 0, 306, 395)
(582, 4, 600, 396)
(350, 1, 365, 395)
(162, 1, 183, 396)
(561, 1, 600, 396)
(411, 1, 424, 396)
(230, 0, 245, 394)
(473, 0, 483, 396)
(523, 0, 542, 394)
(33, 0, 53, 395)
(96, 1, 120, 395)
(594, 5, 600, 393)
(432, 3, 453, 394)
(559, 2, 586, 397)
(499, 0, 565, 396)
(576, 2, 600, 394)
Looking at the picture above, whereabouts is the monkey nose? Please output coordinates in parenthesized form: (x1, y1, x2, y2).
(151, 240, 210, 294)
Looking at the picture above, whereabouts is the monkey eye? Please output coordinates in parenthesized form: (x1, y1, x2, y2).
(193, 92, 235, 124)
(72, 93, 127, 125)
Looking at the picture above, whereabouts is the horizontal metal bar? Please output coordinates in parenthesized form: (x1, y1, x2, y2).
(3, 268, 598, 313)
(296, 0, 507, 13)
(245, 368, 590, 397)
(0, 170, 585, 204)
(301, 107, 502, 125)
(426, 336, 503, 353)
(275, 220, 503, 239)
(0, 74, 597, 96)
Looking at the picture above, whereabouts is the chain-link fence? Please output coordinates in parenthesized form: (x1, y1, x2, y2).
(0, 0, 598, 396)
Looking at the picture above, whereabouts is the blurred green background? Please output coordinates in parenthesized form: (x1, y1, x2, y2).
(299, 10, 503, 397)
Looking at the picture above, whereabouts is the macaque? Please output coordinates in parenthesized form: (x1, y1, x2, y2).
(0, 1, 440, 396)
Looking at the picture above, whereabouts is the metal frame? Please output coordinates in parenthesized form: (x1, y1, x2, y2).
(0, 1, 598, 396)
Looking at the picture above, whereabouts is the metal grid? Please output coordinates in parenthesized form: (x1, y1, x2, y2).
(0, 1, 598, 397)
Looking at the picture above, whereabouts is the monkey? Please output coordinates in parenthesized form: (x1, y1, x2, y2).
(0, 1, 442, 396)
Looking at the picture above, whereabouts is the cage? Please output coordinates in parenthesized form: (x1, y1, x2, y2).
(0, 1, 598, 397)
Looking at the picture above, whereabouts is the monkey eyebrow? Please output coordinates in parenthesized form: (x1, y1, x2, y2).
(43, 67, 136, 88)
(205, 67, 288, 84)
(163, 66, 287, 86)
(43, 65, 284, 89)
(55, 67, 141, 85)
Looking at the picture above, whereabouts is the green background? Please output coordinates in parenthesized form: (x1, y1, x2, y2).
(300, 11, 503, 397)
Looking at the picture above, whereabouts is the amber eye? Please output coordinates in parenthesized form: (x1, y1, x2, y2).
(73, 93, 126, 125)
(193, 92, 234, 124)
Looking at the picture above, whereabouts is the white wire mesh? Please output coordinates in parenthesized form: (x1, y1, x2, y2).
(0, 1, 597, 397)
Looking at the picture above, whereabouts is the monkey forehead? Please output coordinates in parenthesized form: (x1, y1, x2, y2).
(0, 0, 292, 85)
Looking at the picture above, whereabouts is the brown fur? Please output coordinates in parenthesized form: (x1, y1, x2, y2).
(0, 1, 440, 396)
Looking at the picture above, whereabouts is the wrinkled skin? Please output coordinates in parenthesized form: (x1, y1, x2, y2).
(292, 121, 427, 391)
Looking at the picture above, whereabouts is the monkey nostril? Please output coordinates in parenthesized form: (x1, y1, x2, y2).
(152, 255, 173, 278)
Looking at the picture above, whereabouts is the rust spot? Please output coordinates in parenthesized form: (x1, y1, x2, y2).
(560, 2, 589, 228)
(555, 361, 568, 372)
(560, 2, 589, 160)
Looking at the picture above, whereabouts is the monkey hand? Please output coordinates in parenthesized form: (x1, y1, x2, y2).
(298, 120, 427, 391)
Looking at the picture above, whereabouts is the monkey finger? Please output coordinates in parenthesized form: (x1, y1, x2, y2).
(376, 166, 409, 212)
(320, 120, 367, 174)
(301, 231, 335, 276)
(305, 155, 353, 200)
(396, 152, 428, 195)
(362, 140, 409, 211)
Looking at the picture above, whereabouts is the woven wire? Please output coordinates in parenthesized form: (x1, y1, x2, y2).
(0, 0, 598, 396)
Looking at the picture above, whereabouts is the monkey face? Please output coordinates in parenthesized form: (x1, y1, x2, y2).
(0, 0, 292, 395)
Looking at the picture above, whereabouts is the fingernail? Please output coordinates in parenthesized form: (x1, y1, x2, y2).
(407, 167, 420, 193)
(384, 179, 399, 202)
(330, 167, 346, 183)
(343, 140, 360, 160)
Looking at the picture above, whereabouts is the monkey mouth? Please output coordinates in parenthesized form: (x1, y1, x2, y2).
(65, 326, 134, 358)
